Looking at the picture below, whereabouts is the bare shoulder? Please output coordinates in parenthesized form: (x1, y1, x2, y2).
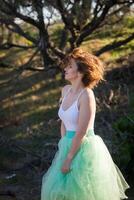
(83, 88, 95, 98)
(61, 84, 71, 97)
(80, 88, 95, 104)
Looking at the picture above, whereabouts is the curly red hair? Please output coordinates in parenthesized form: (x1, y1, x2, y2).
(60, 48, 106, 89)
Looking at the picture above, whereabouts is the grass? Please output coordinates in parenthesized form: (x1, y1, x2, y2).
(0, 14, 134, 162)
(0, 13, 134, 200)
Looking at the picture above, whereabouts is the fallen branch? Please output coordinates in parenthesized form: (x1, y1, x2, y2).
(0, 190, 16, 198)
(12, 143, 42, 159)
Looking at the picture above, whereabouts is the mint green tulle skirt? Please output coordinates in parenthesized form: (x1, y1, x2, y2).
(41, 129, 130, 200)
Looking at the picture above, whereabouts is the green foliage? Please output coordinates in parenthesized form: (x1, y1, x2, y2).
(113, 114, 134, 133)
(111, 39, 134, 59)
(111, 91, 134, 172)
(130, 93, 134, 109)
(112, 113, 134, 172)
(49, 23, 65, 45)
(123, 15, 134, 29)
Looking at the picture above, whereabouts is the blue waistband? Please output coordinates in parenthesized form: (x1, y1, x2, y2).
(65, 129, 95, 138)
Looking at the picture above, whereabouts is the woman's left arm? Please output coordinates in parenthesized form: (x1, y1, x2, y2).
(61, 89, 95, 173)
(66, 89, 95, 161)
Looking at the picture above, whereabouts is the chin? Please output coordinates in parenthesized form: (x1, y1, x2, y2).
(65, 75, 69, 80)
(65, 75, 74, 81)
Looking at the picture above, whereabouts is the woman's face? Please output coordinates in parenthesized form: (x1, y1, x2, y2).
(64, 58, 82, 81)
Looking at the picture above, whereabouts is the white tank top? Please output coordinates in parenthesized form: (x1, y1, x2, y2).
(58, 86, 86, 131)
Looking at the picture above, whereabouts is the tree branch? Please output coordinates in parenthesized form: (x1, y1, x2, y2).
(56, 0, 77, 48)
(0, 47, 40, 87)
(101, 2, 133, 27)
(0, 42, 36, 50)
(76, 1, 116, 46)
(1, 0, 40, 28)
(95, 32, 134, 56)
(0, 18, 37, 44)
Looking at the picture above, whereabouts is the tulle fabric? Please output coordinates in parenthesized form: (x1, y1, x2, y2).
(41, 129, 130, 200)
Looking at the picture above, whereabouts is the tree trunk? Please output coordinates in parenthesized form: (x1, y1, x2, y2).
(39, 31, 54, 69)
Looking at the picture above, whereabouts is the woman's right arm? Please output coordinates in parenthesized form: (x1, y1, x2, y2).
(60, 85, 71, 137)
(60, 121, 66, 137)
(60, 86, 66, 137)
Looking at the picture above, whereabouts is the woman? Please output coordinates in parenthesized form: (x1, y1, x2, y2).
(41, 48, 130, 200)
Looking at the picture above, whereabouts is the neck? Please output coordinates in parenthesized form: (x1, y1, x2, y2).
(70, 82, 85, 94)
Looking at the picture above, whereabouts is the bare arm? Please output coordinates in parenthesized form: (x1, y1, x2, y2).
(66, 89, 95, 160)
(60, 121, 66, 137)
(59, 85, 71, 137)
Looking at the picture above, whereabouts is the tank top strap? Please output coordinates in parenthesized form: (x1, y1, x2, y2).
(62, 86, 72, 102)
(76, 88, 86, 102)
(62, 86, 85, 104)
